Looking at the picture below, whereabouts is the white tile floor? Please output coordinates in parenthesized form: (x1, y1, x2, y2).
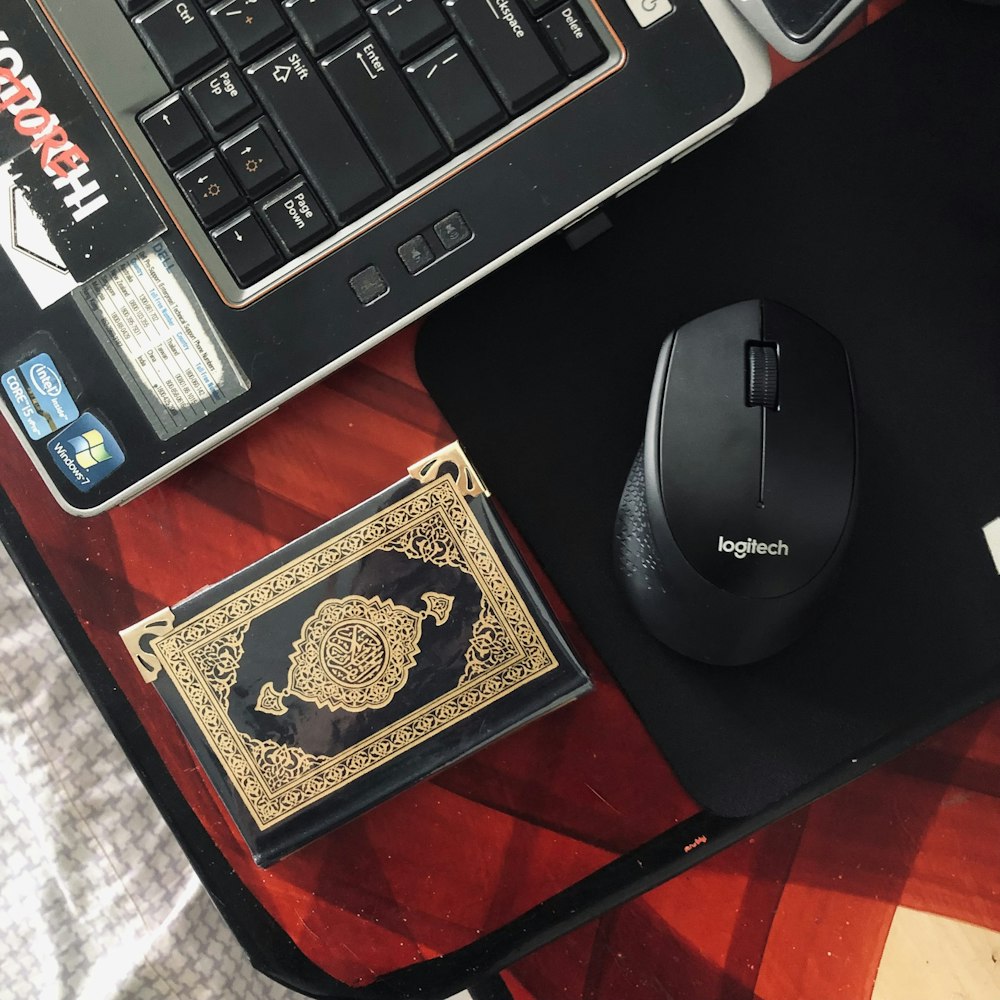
(0, 545, 470, 1000)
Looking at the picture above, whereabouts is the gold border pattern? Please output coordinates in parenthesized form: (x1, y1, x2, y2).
(136, 471, 559, 830)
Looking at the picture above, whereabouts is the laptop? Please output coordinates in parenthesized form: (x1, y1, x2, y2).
(0, 0, 769, 515)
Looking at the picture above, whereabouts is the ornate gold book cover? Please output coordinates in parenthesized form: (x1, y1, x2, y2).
(121, 444, 591, 866)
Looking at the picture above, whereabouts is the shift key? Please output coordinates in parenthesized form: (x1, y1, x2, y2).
(246, 43, 388, 224)
(443, 0, 563, 114)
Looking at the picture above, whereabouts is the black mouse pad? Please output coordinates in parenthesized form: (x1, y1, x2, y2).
(416, 0, 1000, 817)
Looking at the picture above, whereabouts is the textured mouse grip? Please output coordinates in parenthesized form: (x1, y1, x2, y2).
(614, 452, 669, 602)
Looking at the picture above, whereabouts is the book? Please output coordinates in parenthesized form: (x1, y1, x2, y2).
(121, 443, 591, 865)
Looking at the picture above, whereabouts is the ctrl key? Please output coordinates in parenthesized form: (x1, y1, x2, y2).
(212, 212, 281, 287)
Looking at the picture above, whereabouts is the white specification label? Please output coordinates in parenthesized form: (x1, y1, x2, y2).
(74, 239, 248, 439)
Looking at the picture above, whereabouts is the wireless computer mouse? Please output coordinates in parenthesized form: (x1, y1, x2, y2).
(614, 300, 857, 666)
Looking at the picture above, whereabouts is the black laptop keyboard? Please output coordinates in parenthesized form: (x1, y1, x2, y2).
(125, 0, 610, 288)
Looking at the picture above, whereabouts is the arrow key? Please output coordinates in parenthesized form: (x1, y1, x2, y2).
(139, 93, 209, 170)
(212, 211, 282, 286)
(175, 151, 245, 226)
(221, 120, 292, 196)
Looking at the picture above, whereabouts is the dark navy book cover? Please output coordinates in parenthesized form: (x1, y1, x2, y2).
(122, 444, 591, 865)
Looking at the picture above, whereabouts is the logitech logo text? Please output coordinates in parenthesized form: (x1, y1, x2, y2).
(718, 536, 789, 559)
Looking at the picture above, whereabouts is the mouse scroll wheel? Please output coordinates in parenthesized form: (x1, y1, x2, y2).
(746, 343, 779, 409)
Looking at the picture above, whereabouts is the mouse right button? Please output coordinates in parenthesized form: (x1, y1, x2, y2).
(759, 303, 856, 589)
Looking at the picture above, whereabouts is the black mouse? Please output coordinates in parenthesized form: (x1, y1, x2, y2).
(614, 300, 857, 666)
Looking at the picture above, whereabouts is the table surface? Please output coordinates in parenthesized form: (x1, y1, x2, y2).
(2, 458, 997, 1000)
(3, 2, 998, 997)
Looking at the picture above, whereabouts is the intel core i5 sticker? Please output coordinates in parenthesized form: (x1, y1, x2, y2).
(3, 351, 79, 439)
(47, 412, 124, 492)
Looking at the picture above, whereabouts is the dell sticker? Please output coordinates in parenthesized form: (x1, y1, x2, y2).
(3, 350, 78, 439)
(74, 239, 249, 440)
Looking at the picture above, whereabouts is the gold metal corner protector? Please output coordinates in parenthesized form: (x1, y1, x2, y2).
(407, 442, 490, 498)
(119, 608, 176, 683)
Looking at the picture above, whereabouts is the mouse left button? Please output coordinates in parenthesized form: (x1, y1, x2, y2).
(652, 308, 763, 580)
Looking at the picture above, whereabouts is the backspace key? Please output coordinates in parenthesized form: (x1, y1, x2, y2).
(442, 0, 563, 115)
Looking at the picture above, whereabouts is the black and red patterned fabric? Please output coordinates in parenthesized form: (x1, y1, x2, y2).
(501, 699, 1000, 999)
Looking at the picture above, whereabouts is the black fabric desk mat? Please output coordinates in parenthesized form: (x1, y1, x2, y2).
(416, 0, 1000, 816)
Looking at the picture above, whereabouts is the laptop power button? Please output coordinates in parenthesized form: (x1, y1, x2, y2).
(624, 0, 675, 29)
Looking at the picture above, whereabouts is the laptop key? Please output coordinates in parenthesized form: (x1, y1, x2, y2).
(212, 211, 282, 285)
(176, 152, 245, 226)
(246, 42, 389, 223)
(117, 0, 156, 14)
(221, 121, 292, 196)
(397, 234, 436, 274)
(349, 265, 388, 305)
(258, 177, 333, 257)
(540, 4, 606, 77)
(321, 33, 446, 188)
(522, 0, 560, 13)
(433, 211, 472, 250)
(186, 62, 259, 137)
(282, 0, 366, 56)
(133, 0, 223, 87)
(368, 0, 451, 64)
(209, 0, 291, 64)
(139, 94, 210, 170)
(405, 38, 506, 153)
(443, 0, 563, 114)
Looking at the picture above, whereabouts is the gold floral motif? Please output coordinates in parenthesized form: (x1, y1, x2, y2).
(255, 592, 454, 716)
(136, 455, 560, 830)
(462, 600, 520, 683)
(382, 521, 466, 571)
(188, 623, 251, 699)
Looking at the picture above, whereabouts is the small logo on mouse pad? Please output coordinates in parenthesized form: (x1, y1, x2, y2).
(718, 536, 789, 559)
